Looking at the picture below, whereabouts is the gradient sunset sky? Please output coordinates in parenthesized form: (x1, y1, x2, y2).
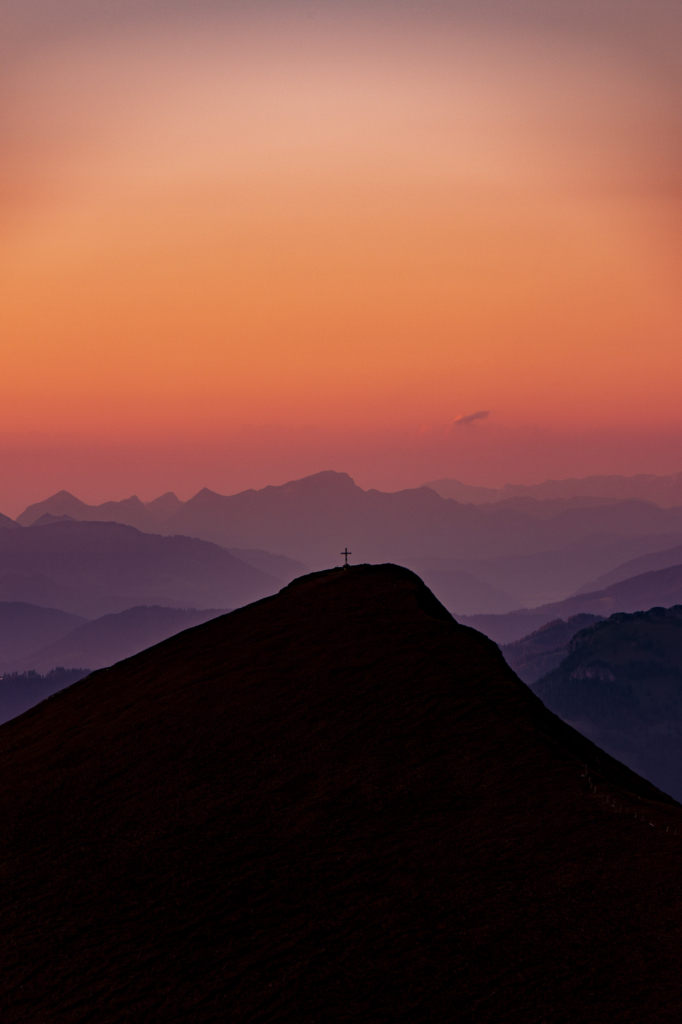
(2, 0, 682, 513)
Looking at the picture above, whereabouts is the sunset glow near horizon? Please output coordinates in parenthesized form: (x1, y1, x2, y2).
(2, 0, 682, 512)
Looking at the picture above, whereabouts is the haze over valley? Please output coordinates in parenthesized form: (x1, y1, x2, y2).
(5, 469, 682, 764)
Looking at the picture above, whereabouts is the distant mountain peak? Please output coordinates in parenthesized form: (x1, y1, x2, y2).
(31, 514, 77, 526)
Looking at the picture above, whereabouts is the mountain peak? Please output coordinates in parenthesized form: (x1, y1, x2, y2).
(1, 563, 680, 1020)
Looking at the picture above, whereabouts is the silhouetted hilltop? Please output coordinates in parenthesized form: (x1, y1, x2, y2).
(0, 564, 680, 1022)
(501, 613, 604, 683)
(534, 606, 682, 799)
(0, 520, 281, 616)
(461, 562, 682, 643)
(7, 604, 227, 675)
(426, 470, 682, 507)
(0, 512, 20, 530)
(0, 602, 85, 667)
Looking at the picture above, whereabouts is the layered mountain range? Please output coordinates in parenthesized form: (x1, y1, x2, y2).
(0, 520, 282, 618)
(9, 471, 682, 615)
(0, 604, 226, 676)
(426, 469, 682, 506)
(460, 562, 682, 643)
(1, 564, 680, 1022)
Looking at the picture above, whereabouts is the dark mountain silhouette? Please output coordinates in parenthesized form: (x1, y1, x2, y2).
(0, 520, 281, 617)
(1, 564, 681, 1022)
(533, 606, 682, 800)
(0, 668, 90, 726)
(460, 562, 682, 644)
(0, 512, 20, 529)
(577, 544, 682, 594)
(0, 602, 85, 666)
(426, 469, 682, 507)
(6, 604, 227, 675)
(501, 614, 604, 684)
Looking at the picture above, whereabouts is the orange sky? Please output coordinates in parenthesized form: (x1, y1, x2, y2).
(1, 1, 682, 510)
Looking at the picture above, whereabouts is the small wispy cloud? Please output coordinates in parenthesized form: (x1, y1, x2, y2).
(454, 410, 490, 426)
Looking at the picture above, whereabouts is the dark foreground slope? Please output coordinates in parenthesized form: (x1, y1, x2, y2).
(1, 565, 681, 1024)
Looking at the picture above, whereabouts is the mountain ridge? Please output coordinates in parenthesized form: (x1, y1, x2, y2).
(0, 520, 281, 616)
(0, 563, 680, 1021)
(426, 470, 682, 507)
(3, 604, 228, 676)
(460, 562, 682, 643)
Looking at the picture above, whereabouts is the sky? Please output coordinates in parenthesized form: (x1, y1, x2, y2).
(2, 0, 682, 513)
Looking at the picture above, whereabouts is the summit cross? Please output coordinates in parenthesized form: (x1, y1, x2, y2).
(341, 548, 352, 566)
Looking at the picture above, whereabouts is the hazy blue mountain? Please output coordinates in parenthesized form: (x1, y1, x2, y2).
(476, 495, 623, 518)
(500, 614, 604, 684)
(0, 668, 91, 727)
(426, 470, 682, 508)
(577, 545, 682, 595)
(8, 605, 227, 675)
(0, 572, 94, 617)
(0, 512, 20, 529)
(419, 569, 520, 615)
(0, 521, 281, 616)
(533, 606, 682, 800)
(410, 532, 682, 608)
(157, 472, 682, 569)
(421, 479, 501, 503)
(459, 563, 682, 644)
(226, 548, 308, 584)
(0, 602, 86, 667)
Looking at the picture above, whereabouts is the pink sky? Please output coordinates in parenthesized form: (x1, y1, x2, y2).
(1, 1, 681, 514)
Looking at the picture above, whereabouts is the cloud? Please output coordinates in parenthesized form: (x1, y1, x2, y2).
(454, 410, 490, 426)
